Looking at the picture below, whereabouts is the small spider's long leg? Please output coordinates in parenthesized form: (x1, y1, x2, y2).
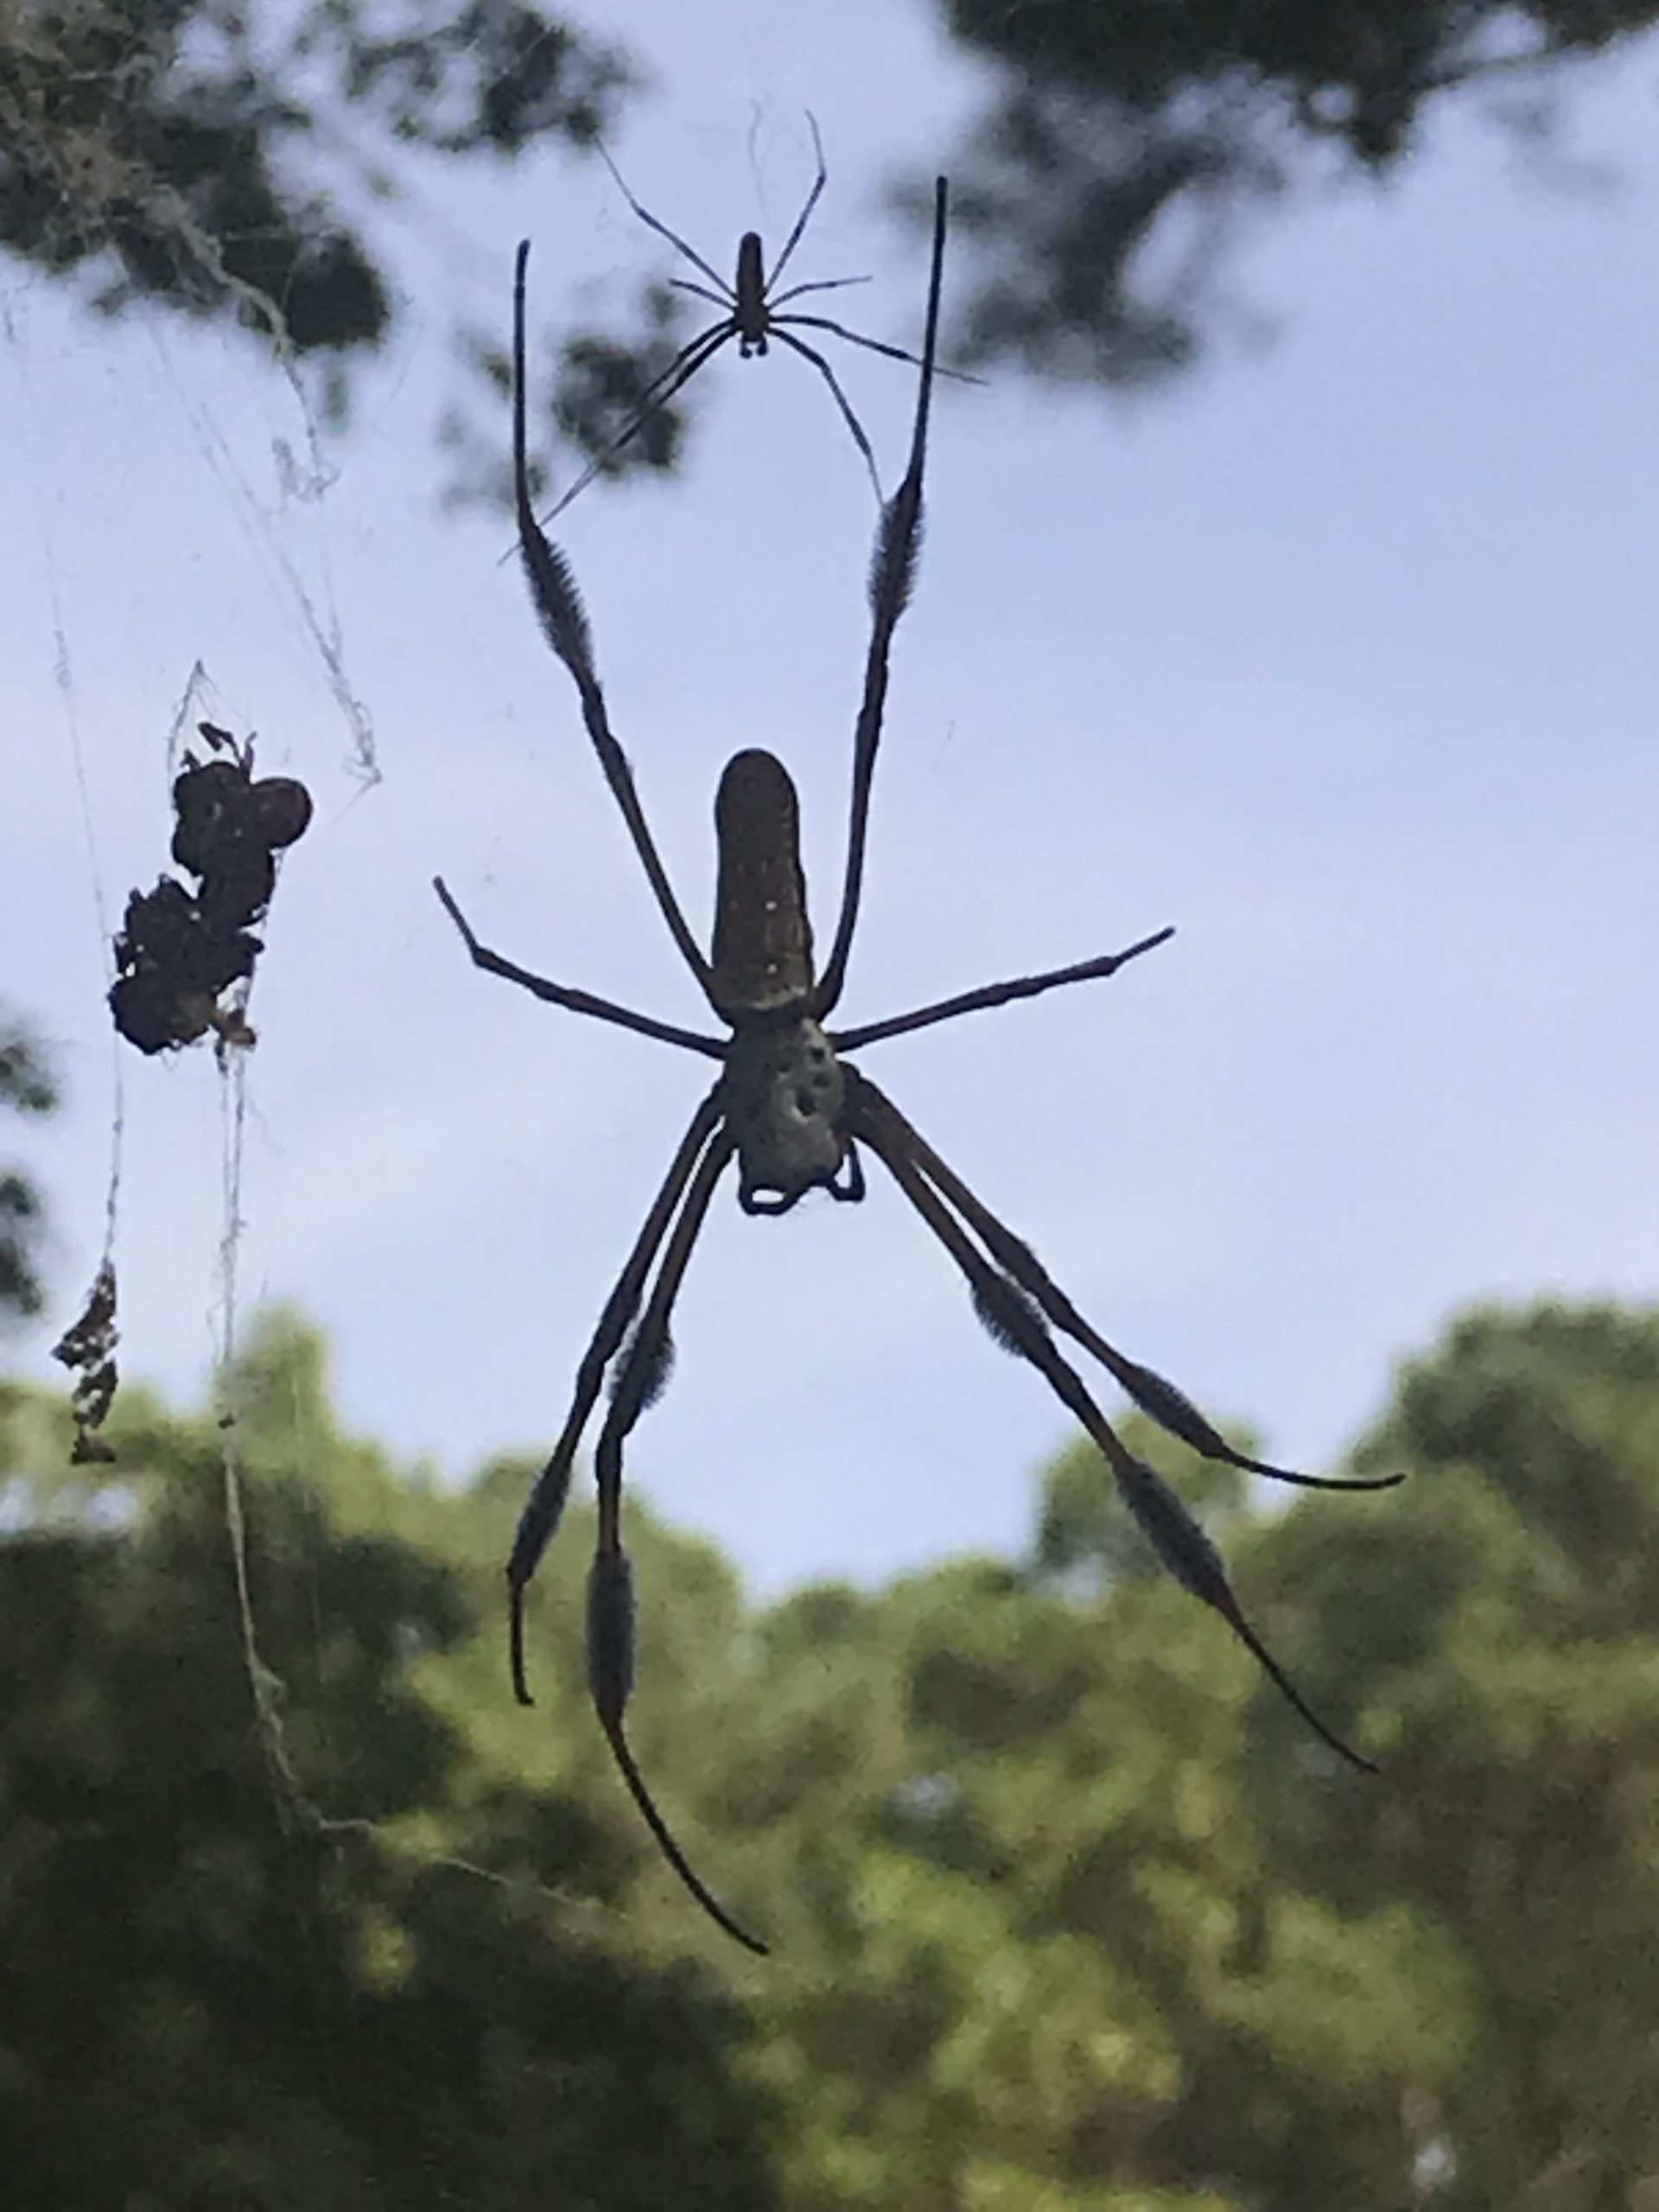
(771, 328, 881, 499)
(515, 244, 716, 1001)
(831, 928, 1176, 1053)
(850, 1090, 1376, 1771)
(778, 311, 983, 386)
(508, 1087, 725, 1704)
(855, 1073, 1402, 1497)
(543, 318, 736, 525)
(667, 278, 736, 310)
(764, 111, 828, 290)
(598, 139, 731, 293)
(434, 877, 722, 1058)
(814, 178, 949, 1020)
(584, 1129, 766, 1952)
(768, 274, 874, 308)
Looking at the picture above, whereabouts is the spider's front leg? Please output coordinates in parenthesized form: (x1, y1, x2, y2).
(434, 877, 722, 1059)
(512, 244, 717, 1000)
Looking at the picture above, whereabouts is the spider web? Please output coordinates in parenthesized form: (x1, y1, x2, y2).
(2, 0, 378, 1837)
(0, 22, 638, 1933)
(10, 524, 614, 1926)
(21, 614, 609, 1923)
(204, 1029, 607, 1929)
(35, 636, 321, 1822)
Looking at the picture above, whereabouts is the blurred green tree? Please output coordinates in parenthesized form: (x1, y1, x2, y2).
(0, 1309, 778, 2209)
(712, 1307, 1659, 2209)
(0, 1006, 57, 1321)
(933, 0, 1646, 387)
(9, 1295, 1659, 2208)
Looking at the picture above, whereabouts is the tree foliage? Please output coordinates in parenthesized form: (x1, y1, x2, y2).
(5, 1294, 1659, 2204)
(0, 1006, 57, 1321)
(937, 0, 1656, 385)
(0, 0, 630, 416)
(0, 1313, 776, 2209)
(4, 0, 1657, 490)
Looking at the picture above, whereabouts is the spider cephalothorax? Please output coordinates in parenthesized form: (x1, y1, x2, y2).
(721, 1010, 857, 1216)
(435, 187, 1402, 1955)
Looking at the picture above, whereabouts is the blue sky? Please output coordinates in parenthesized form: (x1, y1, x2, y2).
(4, 2, 1658, 1597)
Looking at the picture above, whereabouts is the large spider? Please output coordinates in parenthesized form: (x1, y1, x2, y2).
(545, 118, 962, 520)
(436, 185, 1401, 1955)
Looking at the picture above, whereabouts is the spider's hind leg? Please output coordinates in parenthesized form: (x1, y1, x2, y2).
(855, 1074, 1403, 1496)
(582, 1131, 767, 1953)
(505, 1088, 723, 1705)
(846, 1069, 1378, 1774)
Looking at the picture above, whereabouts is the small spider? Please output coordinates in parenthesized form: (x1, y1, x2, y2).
(545, 118, 969, 520)
(110, 722, 311, 1057)
(437, 190, 1401, 1955)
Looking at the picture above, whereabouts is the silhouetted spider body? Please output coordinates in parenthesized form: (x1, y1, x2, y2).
(437, 188, 1399, 1954)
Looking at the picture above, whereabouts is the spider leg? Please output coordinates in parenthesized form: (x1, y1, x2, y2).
(768, 274, 874, 308)
(584, 1129, 766, 1952)
(771, 328, 882, 500)
(434, 878, 722, 1058)
(828, 1138, 866, 1202)
(667, 277, 736, 310)
(855, 1073, 1403, 1497)
(1109, 1451, 1379, 1770)
(598, 139, 732, 293)
(778, 311, 983, 386)
(813, 178, 949, 1020)
(514, 244, 716, 1002)
(543, 318, 736, 525)
(765, 111, 828, 290)
(591, 1128, 734, 1556)
(507, 1088, 725, 1704)
(849, 1081, 1376, 1771)
(832, 928, 1175, 1052)
(588, 1542, 766, 1952)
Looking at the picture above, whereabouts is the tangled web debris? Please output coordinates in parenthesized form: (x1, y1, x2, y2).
(50, 1258, 118, 1465)
(110, 722, 312, 1058)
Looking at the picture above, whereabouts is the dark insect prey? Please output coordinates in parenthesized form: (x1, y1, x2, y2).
(437, 190, 1401, 1955)
(110, 722, 312, 1057)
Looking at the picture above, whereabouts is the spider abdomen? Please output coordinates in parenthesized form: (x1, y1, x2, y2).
(735, 232, 767, 353)
(723, 1018, 848, 1214)
(711, 748, 815, 1018)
